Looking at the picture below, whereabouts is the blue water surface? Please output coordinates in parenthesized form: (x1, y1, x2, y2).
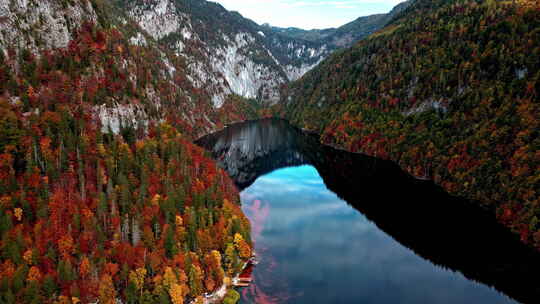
(239, 165, 515, 304)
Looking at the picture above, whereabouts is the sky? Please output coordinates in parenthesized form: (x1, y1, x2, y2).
(211, 0, 406, 30)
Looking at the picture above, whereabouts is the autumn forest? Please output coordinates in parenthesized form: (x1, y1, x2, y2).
(0, 8, 253, 304)
(0, 0, 539, 303)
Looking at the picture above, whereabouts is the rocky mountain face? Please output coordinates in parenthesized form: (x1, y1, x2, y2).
(116, 0, 411, 106)
(0, 0, 329, 139)
(116, 0, 332, 106)
(197, 119, 311, 189)
(281, 0, 540, 249)
(0, 0, 266, 138)
(0, 0, 96, 50)
(266, 0, 411, 48)
(0, 1, 256, 303)
(0, 0, 408, 112)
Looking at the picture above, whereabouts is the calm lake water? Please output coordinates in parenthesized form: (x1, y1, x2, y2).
(197, 119, 540, 304)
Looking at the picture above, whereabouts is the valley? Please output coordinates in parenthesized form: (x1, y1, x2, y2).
(0, 0, 538, 303)
(281, 0, 540, 251)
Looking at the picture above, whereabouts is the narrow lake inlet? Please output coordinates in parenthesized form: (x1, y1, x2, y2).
(196, 118, 540, 304)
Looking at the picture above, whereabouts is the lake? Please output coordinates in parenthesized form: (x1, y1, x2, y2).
(197, 118, 540, 304)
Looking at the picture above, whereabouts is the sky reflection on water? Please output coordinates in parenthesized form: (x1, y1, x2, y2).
(239, 165, 515, 304)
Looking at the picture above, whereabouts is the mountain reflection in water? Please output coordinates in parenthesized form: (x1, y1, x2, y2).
(197, 118, 540, 304)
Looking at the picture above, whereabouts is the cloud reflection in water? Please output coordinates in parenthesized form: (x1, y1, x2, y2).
(238, 165, 514, 304)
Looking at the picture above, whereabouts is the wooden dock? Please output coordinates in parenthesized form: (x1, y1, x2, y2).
(232, 277, 252, 287)
(232, 260, 255, 287)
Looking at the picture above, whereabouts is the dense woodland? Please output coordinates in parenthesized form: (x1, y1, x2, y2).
(283, 0, 540, 248)
(0, 7, 254, 303)
(1, 0, 540, 302)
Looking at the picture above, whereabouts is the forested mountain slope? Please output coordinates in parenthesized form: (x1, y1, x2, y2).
(0, 0, 254, 303)
(267, 0, 411, 48)
(118, 0, 411, 106)
(116, 0, 332, 105)
(282, 0, 540, 248)
(0, 0, 260, 135)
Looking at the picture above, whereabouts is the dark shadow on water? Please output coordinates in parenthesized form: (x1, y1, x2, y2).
(197, 118, 540, 304)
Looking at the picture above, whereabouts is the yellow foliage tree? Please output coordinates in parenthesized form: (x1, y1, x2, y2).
(211, 250, 222, 264)
(233, 233, 243, 246)
(175, 215, 183, 227)
(129, 267, 147, 295)
(175, 215, 186, 241)
(14, 207, 22, 221)
(234, 233, 251, 259)
(163, 266, 178, 290)
(151, 194, 161, 206)
(169, 283, 189, 304)
(97, 143, 106, 156)
(98, 274, 116, 304)
(23, 250, 33, 265)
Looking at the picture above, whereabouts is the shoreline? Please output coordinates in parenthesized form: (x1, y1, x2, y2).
(190, 255, 256, 304)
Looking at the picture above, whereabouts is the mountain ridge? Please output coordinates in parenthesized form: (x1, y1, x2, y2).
(265, 0, 411, 48)
(114, 0, 410, 106)
(281, 0, 540, 249)
(115, 0, 333, 105)
(1, 0, 538, 302)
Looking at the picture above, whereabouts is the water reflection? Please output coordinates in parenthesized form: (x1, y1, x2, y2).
(197, 119, 540, 304)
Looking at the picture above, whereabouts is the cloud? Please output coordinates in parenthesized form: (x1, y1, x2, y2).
(210, 0, 405, 29)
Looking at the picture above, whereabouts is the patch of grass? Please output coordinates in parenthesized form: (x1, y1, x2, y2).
(368, 24, 402, 39)
(223, 289, 240, 304)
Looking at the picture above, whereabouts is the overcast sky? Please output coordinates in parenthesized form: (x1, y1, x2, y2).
(211, 0, 405, 30)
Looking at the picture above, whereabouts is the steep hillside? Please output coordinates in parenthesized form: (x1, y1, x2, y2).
(0, 0, 255, 303)
(2, 0, 409, 110)
(267, 0, 411, 48)
(117, 0, 332, 105)
(283, 0, 540, 248)
(0, 0, 260, 135)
